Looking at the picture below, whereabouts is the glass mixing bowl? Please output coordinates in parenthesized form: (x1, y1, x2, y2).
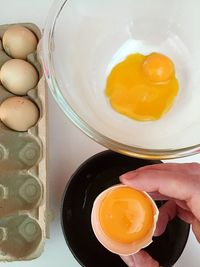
(42, 0, 200, 159)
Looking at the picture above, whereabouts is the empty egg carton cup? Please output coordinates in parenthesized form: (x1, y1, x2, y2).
(0, 23, 47, 261)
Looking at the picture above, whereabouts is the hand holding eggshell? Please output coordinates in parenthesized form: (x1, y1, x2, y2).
(120, 163, 200, 266)
(120, 163, 200, 243)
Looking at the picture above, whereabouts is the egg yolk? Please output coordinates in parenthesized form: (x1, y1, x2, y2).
(106, 53, 179, 121)
(99, 187, 154, 244)
(143, 52, 175, 82)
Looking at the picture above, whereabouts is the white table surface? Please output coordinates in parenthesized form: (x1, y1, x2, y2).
(0, 0, 199, 266)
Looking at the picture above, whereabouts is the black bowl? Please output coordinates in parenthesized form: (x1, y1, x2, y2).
(61, 150, 190, 267)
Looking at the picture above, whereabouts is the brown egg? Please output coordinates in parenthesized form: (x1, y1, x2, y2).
(91, 185, 159, 256)
(0, 97, 39, 131)
(3, 26, 38, 59)
(0, 59, 38, 95)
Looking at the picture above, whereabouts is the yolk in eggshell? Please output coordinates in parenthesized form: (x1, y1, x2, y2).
(105, 53, 179, 121)
(99, 187, 154, 244)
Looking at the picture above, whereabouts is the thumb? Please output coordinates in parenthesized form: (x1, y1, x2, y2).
(133, 251, 160, 267)
(192, 218, 200, 243)
(121, 251, 160, 267)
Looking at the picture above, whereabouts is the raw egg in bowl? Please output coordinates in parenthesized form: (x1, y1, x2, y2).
(43, 0, 200, 159)
(91, 185, 159, 255)
(105, 52, 179, 122)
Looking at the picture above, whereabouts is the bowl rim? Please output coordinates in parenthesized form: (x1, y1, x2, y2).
(42, 0, 200, 160)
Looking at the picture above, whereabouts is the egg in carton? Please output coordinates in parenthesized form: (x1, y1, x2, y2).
(0, 23, 48, 261)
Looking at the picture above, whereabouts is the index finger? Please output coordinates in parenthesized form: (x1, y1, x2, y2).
(120, 169, 200, 221)
(135, 163, 200, 175)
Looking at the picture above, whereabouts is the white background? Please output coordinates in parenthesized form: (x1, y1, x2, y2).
(0, 0, 199, 266)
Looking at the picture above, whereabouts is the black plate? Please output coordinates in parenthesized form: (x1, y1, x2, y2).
(61, 150, 190, 267)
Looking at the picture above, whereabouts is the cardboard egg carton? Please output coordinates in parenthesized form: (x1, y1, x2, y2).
(0, 23, 48, 261)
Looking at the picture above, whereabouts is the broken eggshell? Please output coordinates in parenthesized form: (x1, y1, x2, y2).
(91, 184, 159, 256)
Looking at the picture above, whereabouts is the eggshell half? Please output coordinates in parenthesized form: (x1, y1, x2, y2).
(91, 184, 159, 256)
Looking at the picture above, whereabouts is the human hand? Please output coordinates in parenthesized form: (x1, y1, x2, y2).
(119, 163, 200, 267)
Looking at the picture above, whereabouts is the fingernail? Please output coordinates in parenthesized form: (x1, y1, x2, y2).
(119, 172, 138, 181)
(153, 230, 160, 237)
